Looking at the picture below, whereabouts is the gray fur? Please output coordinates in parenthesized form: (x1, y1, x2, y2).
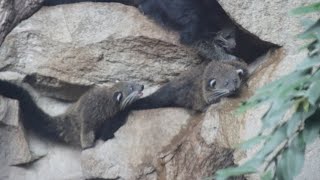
(0, 80, 143, 149)
(130, 60, 248, 111)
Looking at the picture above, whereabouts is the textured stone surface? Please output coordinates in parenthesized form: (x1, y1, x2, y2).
(216, 0, 316, 48)
(82, 108, 192, 179)
(0, 2, 200, 88)
(0, 1, 319, 180)
(0, 96, 19, 126)
(0, 0, 43, 45)
(82, 108, 241, 180)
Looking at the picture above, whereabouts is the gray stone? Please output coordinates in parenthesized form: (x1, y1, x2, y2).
(81, 108, 192, 179)
(0, 97, 19, 126)
(0, 2, 200, 88)
(0, 1, 319, 180)
(0, 0, 43, 45)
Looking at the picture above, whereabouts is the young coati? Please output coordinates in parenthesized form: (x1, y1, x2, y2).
(0, 79, 144, 149)
(130, 60, 248, 112)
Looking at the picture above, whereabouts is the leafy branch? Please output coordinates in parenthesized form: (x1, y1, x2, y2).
(212, 2, 320, 180)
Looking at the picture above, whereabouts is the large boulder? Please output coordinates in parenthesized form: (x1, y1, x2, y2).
(0, 0, 43, 45)
(0, 1, 318, 180)
(0, 2, 200, 87)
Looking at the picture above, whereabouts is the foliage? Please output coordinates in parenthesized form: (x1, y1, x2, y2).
(213, 2, 320, 180)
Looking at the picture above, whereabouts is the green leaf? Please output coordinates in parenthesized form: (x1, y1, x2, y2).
(261, 101, 291, 129)
(287, 110, 303, 136)
(256, 125, 287, 159)
(303, 110, 320, 143)
(215, 165, 256, 180)
(238, 136, 266, 150)
(287, 106, 316, 136)
(307, 80, 320, 105)
(300, 18, 317, 29)
(298, 20, 320, 40)
(291, 2, 320, 15)
(296, 56, 320, 70)
(261, 170, 273, 180)
(303, 100, 310, 112)
(298, 40, 318, 51)
(289, 133, 306, 177)
(275, 134, 306, 180)
(308, 39, 320, 56)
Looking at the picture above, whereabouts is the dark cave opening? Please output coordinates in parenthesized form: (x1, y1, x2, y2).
(206, 0, 279, 64)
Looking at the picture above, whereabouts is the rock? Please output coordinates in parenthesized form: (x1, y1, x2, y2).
(81, 108, 192, 179)
(0, 0, 43, 46)
(82, 108, 243, 180)
(0, 96, 19, 126)
(0, 2, 201, 88)
(0, 96, 82, 179)
(216, 0, 315, 48)
(0, 1, 318, 180)
(0, 96, 33, 166)
(7, 143, 82, 180)
(0, 96, 36, 180)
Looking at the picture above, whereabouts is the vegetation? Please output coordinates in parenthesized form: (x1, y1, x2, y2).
(214, 2, 320, 180)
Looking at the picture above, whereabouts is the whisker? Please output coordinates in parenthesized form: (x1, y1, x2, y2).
(209, 90, 230, 101)
(211, 89, 227, 93)
(120, 91, 140, 110)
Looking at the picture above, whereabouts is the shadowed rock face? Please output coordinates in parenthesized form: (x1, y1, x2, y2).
(0, 1, 318, 180)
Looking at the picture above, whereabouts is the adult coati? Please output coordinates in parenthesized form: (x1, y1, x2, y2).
(130, 60, 248, 112)
(43, 0, 132, 6)
(0, 79, 144, 149)
(43, 0, 233, 45)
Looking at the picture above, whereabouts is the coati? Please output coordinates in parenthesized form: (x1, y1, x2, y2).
(192, 27, 238, 61)
(0, 79, 144, 149)
(43, 0, 232, 45)
(130, 60, 248, 112)
(136, 0, 224, 45)
(43, 0, 133, 6)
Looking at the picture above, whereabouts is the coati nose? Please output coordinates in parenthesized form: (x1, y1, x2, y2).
(230, 87, 237, 93)
(141, 85, 144, 91)
(233, 79, 238, 84)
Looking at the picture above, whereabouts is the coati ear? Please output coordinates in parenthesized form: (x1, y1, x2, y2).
(236, 69, 244, 77)
(113, 92, 123, 103)
(226, 60, 248, 78)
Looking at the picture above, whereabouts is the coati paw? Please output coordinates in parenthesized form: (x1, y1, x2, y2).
(81, 131, 95, 149)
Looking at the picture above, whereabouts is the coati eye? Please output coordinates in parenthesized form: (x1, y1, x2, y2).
(113, 92, 123, 103)
(236, 69, 244, 77)
(130, 86, 134, 91)
(208, 79, 216, 88)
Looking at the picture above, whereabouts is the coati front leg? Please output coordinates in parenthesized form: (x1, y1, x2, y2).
(80, 124, 95, 149)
